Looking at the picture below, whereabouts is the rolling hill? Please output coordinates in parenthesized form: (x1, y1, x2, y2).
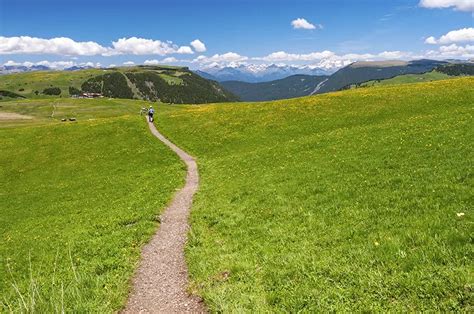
(347, 70, 451, 89)
(221, 60, 473, 101)
(1, 77, 472, 312)
(0, 98, 184, 311)
(312, 59, 448, 94)
(221, 75, 329, 101)
(0, 66, 238, 104)
(156, 77, 473, 311)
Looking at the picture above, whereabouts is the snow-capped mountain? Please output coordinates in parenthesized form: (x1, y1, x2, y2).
(0, 65, 51, 75)
(0, 64, 97, 75)
(197, 63, 338, 82)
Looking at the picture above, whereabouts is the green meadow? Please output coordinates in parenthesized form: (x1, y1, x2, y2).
(0, 77, 472, 312)
(0, 99, 184, 311)
(356, 70, 451, 88)
(0, 69, 104, 98)
(156, 78, 474, 311)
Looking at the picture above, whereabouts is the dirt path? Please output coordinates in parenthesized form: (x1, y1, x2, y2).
(122, 118, 206, 313)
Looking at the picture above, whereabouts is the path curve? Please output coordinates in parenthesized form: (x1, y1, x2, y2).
(122, 119, 206, 313)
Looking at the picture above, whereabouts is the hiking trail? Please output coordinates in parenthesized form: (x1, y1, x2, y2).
(122, 118, 205, 313)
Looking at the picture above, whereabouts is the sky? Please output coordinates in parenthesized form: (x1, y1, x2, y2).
(0, 0, 473, 70)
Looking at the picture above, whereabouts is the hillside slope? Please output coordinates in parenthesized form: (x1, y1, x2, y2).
(221, 75, 328, 101)
(218, 60, 462, 101)
(0, 99, 184, 312)
(157, 78, 474, 311)
(0, 66, 238, 104)
(347, 70, 451, 89)
(312, 59, 448, 94)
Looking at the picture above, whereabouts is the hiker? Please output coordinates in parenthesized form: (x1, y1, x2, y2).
(148, 106, 155, 122)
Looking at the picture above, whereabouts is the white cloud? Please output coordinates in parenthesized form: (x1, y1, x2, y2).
(190, 39, 207, 52)
(256, 50, 335, 62)
(111, 37, 180, 55)
(377, 50, 411, 59)
(0, 36, 202, 56)
(144, 59, 160, 65)
(426, 43, 474, 58)
(0, 36, 108, 56)
(439, 43, 474, 55)
(144, 57, 179, 65)
(123, 61, 135, 66)
(425, 36, 438, 44)
(162, 57, 178, 63)
(419, 0, 474, 12)
(291, 18, 321, 30)
(425, 27, 474, 45)
(176, 46, 194, 54)
(255, 50, 411, 63)
(193, 52, 248, 64)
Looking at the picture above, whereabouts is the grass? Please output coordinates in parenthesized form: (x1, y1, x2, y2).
(158, 73, 184, 85)
(0, 100, 184, 312)
(356, 70, 451, 88)
(156, 78, 474, 311)
(0, 98, 146, 128)
(0, 69, 104, 98)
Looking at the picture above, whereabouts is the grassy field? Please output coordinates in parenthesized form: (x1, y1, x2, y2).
(156, 78, 474, 311)
(0, 98, 147, 128)
(0, 69, 104, 98)
(0, 99, 184, 311)
(355, 70, 451, 88)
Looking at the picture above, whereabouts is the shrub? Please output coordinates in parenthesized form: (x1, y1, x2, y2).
(43, 87, 62, 95)
(69, 86, 82, 96)
(0, 90, 26, 98)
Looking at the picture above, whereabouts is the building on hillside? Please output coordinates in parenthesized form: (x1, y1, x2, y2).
(77, 92, 103, 98)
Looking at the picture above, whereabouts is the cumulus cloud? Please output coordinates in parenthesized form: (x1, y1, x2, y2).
(162, 57, 178, 63)
(0, 36, 202, 56)
(291, 18, 321, 30)
(123, 61, 135, 66)
(256, 50, 335, 62)
(110, 37, 194, 55)
(144, 57, 179, 65)
(419, 0, 474, 12)
(254, 50, 412, 63)
(0, 36, 108, 56)
(425, 43, 474, 58)
(190, 39, 207, 52)
(193, 52, 248, 64)
(144, 59, 160, 65)
(377, 50, 412, 59)
(439, 43, 474, 55)
(425, 27, 474, 45)
(176, 46, 194, 54)
(425, 36, 438, 44)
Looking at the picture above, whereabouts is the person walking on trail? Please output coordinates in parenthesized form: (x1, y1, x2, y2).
(148, 106, 155, 122)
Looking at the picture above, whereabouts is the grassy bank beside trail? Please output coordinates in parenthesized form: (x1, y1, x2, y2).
(0, 107, 184, 311)
(157, 78, 474, 311)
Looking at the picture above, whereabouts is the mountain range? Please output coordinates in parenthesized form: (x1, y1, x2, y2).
(195, 63, 334, 82)
(221, 75, 329, 102)
(221, 60, 474, 101)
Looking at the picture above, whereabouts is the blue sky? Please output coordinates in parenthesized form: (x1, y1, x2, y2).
(0, 0, 473, 70)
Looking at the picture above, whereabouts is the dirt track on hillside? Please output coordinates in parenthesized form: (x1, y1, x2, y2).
(122, 118, 206, 313)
